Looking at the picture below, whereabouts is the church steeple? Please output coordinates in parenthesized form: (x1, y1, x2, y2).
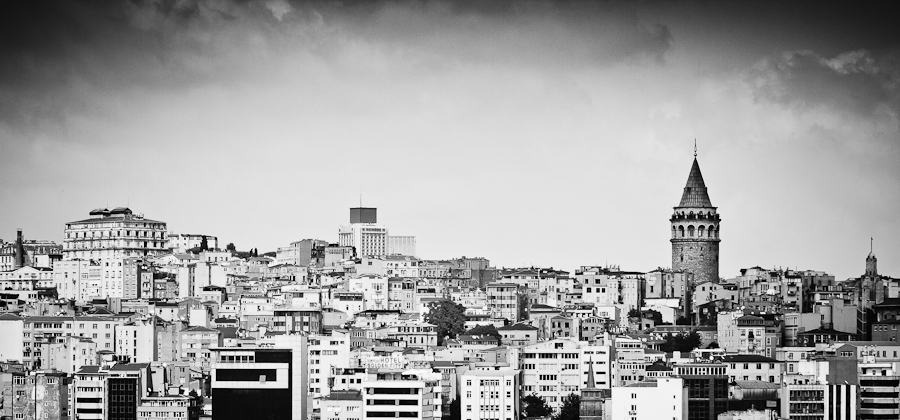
(866, 237, 877, 276)
(585, 356, 596, 389)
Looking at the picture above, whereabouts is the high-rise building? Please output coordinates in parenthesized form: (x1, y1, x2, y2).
(671, 150, 721, 284)
(338, 207, 415, 258)
(63, 207, 168, 261)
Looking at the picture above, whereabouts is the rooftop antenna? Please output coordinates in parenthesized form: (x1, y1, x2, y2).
(871, 237, 873, 253)
(694, 139, 697, 158)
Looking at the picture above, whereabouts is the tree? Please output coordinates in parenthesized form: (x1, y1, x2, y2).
(226, 243, 236, 253)
(659, 332, 703, 353)
(262, 251, 276, 258)
(464, 324, 502, 343)
(552, 394, 580, 420)
(628, 308, 641, 318)
(676, 316, 692, 325)
(643, 309, 663, 324)
(423, 299, 466, 346)
(448, 398, 461, 420)
(200, 236, 209, 251)
(522, 393, 552, 418)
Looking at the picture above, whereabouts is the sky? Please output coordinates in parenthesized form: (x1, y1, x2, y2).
(1, 0, 898, 281)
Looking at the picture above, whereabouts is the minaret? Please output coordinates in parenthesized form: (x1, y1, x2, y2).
(671, 143, 720, 284)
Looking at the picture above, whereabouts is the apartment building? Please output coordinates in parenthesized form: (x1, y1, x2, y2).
(518, 339, 612, 410)
(309, 333, 352, 415)
(780, 383, 857, 420)
(23, 316, 125, 368)
(63, 207, 168, 260)
(611, 377, 688, 420)
(461, 369, 520, 420)
(361, 376, 442, 420)
(486, 283, 522, 322)
(320, 390, 364, 420)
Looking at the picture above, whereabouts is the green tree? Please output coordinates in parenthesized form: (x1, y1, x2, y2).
(200, 236, 209, 251)
(552, 394, 580, 420)
(464, 324, 502, 343)
(628, 308, 641, 318)
(226, 243, 236, 253)
(522, 393, 552, 418)
(424, 299, 466, 346)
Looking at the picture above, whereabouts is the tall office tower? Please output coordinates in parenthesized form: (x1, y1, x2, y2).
(64, 207, 168, 260)
(671, 150, 721, 284)
(339, 207, 387, 257)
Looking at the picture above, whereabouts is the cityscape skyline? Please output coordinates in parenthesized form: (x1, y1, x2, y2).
(1, 1, 898, 281)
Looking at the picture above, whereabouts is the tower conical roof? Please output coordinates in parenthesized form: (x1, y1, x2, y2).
(678, 158, 713, 207)
(585, 356, 596, 389)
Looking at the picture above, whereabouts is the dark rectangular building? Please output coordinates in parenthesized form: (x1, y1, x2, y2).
(675, 363, 729, 420)
(211, 348, 296, 420)
(350, 207, 377, 224)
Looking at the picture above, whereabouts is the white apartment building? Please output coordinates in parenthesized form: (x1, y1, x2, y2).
(167, 233, 219, 254)
(339, 224, 387, 257)
(610, 377, 688, 420)
(361, 377, 442, 420)
(137, 394, 196, 420)
(518, 338, 613, 410)
(309, 333, 352, 413)
(387, 235, 416, 257)
(64, 207, 168, 260)
(22, 316, 124, 368)
(349, 275, 389, 310)
(115, 319, 156, 363)
(461, 369, 520, 420)
(53, 259, 102, 301)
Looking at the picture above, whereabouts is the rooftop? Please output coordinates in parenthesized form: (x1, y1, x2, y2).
(677, 158, 713, 208)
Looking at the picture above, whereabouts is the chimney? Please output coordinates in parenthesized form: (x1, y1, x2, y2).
(14, 229, 26, 269)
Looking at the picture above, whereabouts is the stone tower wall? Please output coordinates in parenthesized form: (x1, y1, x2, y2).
(672, 240, 719, 284)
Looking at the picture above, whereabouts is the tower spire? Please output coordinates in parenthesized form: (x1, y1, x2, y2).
(585, 356, 595, 388)
(694, 139, 697, 158)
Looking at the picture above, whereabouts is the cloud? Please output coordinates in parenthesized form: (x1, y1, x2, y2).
(749, 49, 900, 121)
(0, 0, 673, 132)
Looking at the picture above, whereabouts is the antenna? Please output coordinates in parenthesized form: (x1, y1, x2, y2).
(694, 139, 697, 158)
(360, 194, 362, 208)
(871, 237, 873, 253)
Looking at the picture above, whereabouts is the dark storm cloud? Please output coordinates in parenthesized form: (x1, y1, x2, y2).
(750, 49, 900, 119)
(0, 0, 674, 131)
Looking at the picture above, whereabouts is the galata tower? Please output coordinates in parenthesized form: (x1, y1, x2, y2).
(671, 146, 720, 284)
